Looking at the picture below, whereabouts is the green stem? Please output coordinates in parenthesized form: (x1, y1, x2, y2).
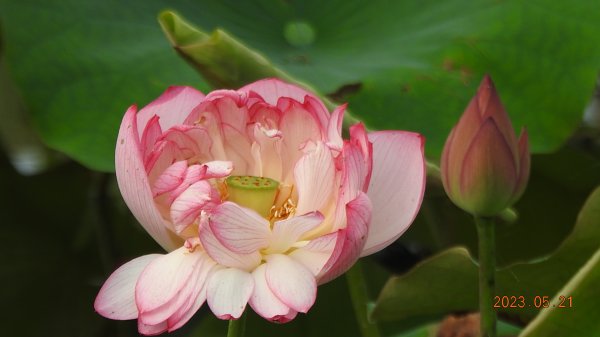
(475, 216, 497, 337)
(346, 260, 382, 337)
(226, 311, 247, 337)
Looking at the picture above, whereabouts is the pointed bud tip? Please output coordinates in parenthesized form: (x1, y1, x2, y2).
(480, 74, 494, 88)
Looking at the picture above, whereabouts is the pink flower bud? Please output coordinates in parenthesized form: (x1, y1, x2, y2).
(441, 75, 530, 216)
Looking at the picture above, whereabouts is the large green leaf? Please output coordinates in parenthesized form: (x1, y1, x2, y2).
(344, 1, 600, 158)
(0, 1, 209, 171)
(519, 249, 600, 337)
(157, 11, 358, 127)
(0, 26, 62, 174)
(1, 1, 598, 170)
(161, 1, 599, 159)
(373, 185, 600, 328)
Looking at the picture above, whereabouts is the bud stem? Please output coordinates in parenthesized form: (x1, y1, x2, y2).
(226, 311, 247, 337)
(346, 261, 382, 337)
(475, 216, 497, 337)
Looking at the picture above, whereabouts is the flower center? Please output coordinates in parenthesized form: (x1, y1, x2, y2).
(225, 176, 279, 217)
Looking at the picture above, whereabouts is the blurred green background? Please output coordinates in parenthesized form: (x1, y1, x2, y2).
(1, 1, 600, 336)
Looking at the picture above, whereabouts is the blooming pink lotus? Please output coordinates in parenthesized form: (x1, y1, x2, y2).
(95, 79, 425, 334)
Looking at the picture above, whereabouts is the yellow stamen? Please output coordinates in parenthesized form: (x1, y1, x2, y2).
(268, 198, 297, 221)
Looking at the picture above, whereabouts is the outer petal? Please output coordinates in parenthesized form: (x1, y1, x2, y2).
(138, 320, 167, 336)
(167, 257, 216, 331)
(116, 106, 182, 251)
(441, 126, 457, 198)
(459, 118, 518, 215)
(512, 128, 530, 202)
(478, 75, 519, 154)
(265, 254, 317, 313)
(209, 202, 271, 254)
(361, 131, 426, 256)
(318, 192, 371, 284)
(94, 254, 161, 320)
(446, 93, 484, 186)
(136, 86, 205, 136)
(135, 247, 202, 319)
(206, 268, 254, 320)
(249, 264, 291, 321)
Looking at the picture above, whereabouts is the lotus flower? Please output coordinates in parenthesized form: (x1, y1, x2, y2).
(441, 75, 530, 216)
(94, 79, 426, 334)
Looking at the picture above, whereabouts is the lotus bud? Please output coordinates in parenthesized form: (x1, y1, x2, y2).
(441, 75, 530, 216)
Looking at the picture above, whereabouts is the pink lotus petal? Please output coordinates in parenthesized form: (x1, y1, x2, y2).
(318, 192, 371, 284)
(289, 232, 338, 276)
(115, 106, 182, 251)
(211, 94, 249, 133)
(206, 268, 254, 320)
(294, 141, 335, 215)
(167, 256, 216, 331)
(250, 124, 283, 181)
(160, 125, 211, 160)
(459, 118, 517, 214)
(138, 320, 167, 336)
(361, 131, 426, 256)
(140, 115, 162, 158)
(94, 254, 161, 320)
(136, 86, 205, 136)
(277, 309, 298, 323)
(135, 247, 202, 318)
(349, 123, 373, 191)
(278, 100, 323, 182)
(478, 75, 519, 153)
(239, 78, 322, 110)
(209, 202, 271, 254)
(330, 134, 371, 232)
(222, 124, 254, 175)
(440, 126, 457, 197)
(153, 160, 188, 197)
(249, 102, 281, 128)
(167, 285, 206, 332)
(199, 214, 262, 270)
(170, 181, 213, 232)
(444, 95, 484, 188)
(268, 212, 324, 254)
(341, 133, 371, 203)
(513, 128, 530, 201)
(302, 94, 330, 133)
(139, 263, 200, 326)
(265, 254, 317, 313)
(327, 104, 346, 151)
(249, 264, 291, 321)
(165, 164, 208, 205)
(202, 160, 233, 179)
(145, 140, 185, 182)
